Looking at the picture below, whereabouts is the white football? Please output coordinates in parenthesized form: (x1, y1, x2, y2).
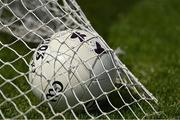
(29, 29, 117, 112)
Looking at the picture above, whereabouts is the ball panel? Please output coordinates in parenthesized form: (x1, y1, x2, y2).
(29, 29, 117, 112)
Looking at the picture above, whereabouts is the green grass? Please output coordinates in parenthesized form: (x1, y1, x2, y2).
(0, 0, 180, 119)
(109, 0, 180, 119)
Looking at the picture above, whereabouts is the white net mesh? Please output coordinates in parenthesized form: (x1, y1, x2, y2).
(0, 0, 159, 119)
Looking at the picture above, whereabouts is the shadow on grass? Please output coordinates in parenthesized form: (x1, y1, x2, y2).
(69, 85, 162, 119)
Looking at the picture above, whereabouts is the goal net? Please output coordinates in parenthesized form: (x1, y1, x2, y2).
(0, 0, 159, 119)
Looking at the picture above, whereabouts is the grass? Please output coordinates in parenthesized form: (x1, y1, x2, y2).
(109, 0, 180, 119)
(0, 0, 180, 119)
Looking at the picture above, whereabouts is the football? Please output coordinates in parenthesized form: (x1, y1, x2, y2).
(29, 29, 117, 111)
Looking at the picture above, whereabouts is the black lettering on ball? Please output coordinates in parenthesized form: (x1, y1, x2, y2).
(71, 32, 86, 42)
(38, 45, 48, 51)
(94, 42, 105, 54)
(31, 61, 36, 73)
(46, 81, 64, 102)
(36, 45, 48, 60)
(36, 52, 45, 60)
